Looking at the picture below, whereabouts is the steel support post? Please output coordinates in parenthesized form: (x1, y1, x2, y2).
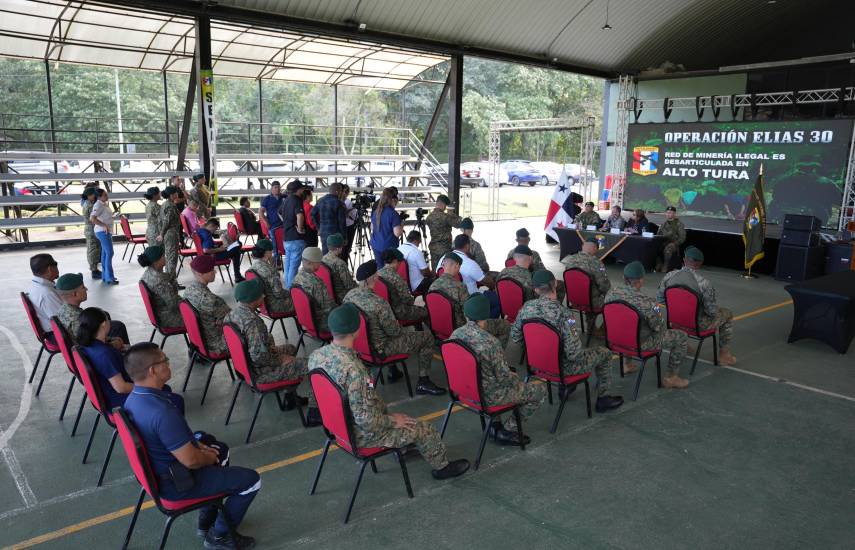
(446, 54, 463, 211)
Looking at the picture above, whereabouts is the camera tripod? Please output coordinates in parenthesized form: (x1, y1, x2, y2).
(349, 208, 373, 271)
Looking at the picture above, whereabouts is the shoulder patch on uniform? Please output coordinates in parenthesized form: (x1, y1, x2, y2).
(653, 305, 661, 313)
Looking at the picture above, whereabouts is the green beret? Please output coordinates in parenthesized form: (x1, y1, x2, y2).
(463, 294, 491, 321)
(56, 273, 84, 291)
(585, 201, 595, 207)
(442, 252, 463, 266)
(532, 270, 555, 287)
(255, 238, 273, 251)
(623, 261, 645, 279)
(516, 228, 530, 238)
(143, 245, 164, 263)
(328, 303, 360, 335)
(585, 236, 599, 244)
(326, 233, 344, 248)
(437, 194, 450, 205)
(513, 244, 532, 256)
(666, 206, 677, 212)
(381, 248, 404, 263)
(302, 247, 323, 262)
(459, 218, 474, 230)
(685, 246, 704, 262)
(234, 278, 264, 303)
(192, 173, 205, 182)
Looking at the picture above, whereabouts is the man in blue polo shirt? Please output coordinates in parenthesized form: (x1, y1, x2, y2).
(123, 343, 260, 550)
(259, 181, 283, 263)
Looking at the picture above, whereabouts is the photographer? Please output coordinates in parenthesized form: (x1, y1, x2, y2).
(342, 184, 358, 259)
(311, 182, 347, 254)
(369, 187, 403, 268)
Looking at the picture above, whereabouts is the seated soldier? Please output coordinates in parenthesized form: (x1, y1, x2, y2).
(56, 272, 130, 346)
(459, 217, 494, 275)
(344, 260, 444, 396)
(226, 279, 321, 423)
(309, 304, 470, 479)
(506, 228, 546, 272)
(450, 294, 546, 445)
(378, 248, 428, 324)
(249, 239, 294, 315)
(183, 255, 232, 357)
(497, 245, 535, 302)
(198, 218, 245, 284)
(429, 253, 510, 347)
(575, 201, 603, 229)
(123, 342, 259, 549)
(607, 261, 690, 388)
(656, 206, 686, 272)
(321, 233, 357, 304)
(657, 246, 736, 365)
(560, 236, 611, 334)
(512, 270, 623, 411)
(292, 247, 335, 334)
(138, 245, 184, 329)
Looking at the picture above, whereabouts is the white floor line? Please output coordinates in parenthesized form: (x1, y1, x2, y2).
(722, 365, 855, 403)
(1, 448, 37, 508)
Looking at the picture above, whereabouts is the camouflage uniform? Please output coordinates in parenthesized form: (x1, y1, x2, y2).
(469, 238, 490, 273)
(657, 267, 733, 347)
(309, 343, 449, 469)
(57, 303, 84, 344)
(188, 185, 211, 217)
(429, 274, 510, 347)
(322, 251, 357, 304)
(82, 201, 101, 272)
(561, 251, 611, 331)
(505, 248, 546, 272)
(145, 201, 161, 245)
(159, 202, 182, 276)
(250, 258, 293, 315)
(497, 265, 534, 302)
(183, 281, 231, 355)
(425, 209, 461, 270)
(226, 304, 313, 401)
(656, 218, 686, 269)
(511, 296, 613, 395)
(293, 268, 335, 333)
(605, 284, 687, 375)
(378, 265, 427, 323)
(141, 267, 184, 328)
(450, 322, 545, 431)
(344, 286, 434, 377)
(575, 210, 603, 229)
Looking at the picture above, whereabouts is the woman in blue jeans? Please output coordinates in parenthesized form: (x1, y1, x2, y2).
(90, 189, 118, 285)
(370, 187, 403, 268)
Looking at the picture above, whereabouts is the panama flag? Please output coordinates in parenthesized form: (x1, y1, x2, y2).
(544, 168, 578, 241)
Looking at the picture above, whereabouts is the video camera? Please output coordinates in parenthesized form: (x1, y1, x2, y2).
(415, 207, 429, 220)
(352, 191, 377, 211)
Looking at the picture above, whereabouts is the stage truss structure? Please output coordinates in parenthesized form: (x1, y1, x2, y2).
(487, 117, 596, 221)
(608, 75, 636, 209)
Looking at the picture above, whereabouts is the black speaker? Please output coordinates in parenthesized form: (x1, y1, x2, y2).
(783, 214, 822, 232)
(781, 229, 820, 247)
(775, 244, 825, 281)
(825, 242, 853, 274)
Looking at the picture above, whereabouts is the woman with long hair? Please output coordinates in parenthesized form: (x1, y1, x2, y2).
(90, 189, 118, 285)
(143, 186, 162, 245)
(81, 187, 101, 279)
(369, 186, 402, 267)
(138, 245, 184, 329)
(158, 186, 184, 278)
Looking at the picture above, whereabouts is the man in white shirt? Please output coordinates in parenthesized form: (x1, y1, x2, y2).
(27, 253, 63, 333)
(398, 230, 433, 294)
(439, 235, 501, 318)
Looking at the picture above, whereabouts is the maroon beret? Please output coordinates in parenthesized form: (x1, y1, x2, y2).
(190, 254, 215, 273)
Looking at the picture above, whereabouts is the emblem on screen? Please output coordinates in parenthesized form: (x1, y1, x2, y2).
(632, 146, 659, 176)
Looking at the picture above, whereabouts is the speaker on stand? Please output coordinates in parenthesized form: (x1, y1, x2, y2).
(775, 214, 825, 282)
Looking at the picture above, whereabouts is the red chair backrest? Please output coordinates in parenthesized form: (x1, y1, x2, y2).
(233, 209, 247, 234)
(180, 210, 193, 239)
(315, 263, 336, 302)
(505, 258, 516, 268)
(138, 280, 161, 328)
(309, 369, 358, 454)
(373, 277, 390, 302)
(664, 285, 702, 334)
(397, 259, 410, 287)
(352, 308, 374, 362)
(290, 285, 321, 337)
(564, 268, 593, 310)
(272, 226, 283, 249)
(50, 316, 77, 378)
(426, 291, 456, 340)
(496, 278, 525, 322)
(244, 269, 271, 316)
(120, 215, 134, 239)
(114, 408, 161, 504)
(227, 222, 239, 243)
(434, 267, 462, 281)
(260, 215, 270, 237)
(223, 322, 255, 387)
(72, 346, 110, 418)
(179, 300, 213, 357)
(21, 292, 48, 344)
(190, 231, 204, 254)
(522, 319, 562, 379)
(440, 340, 485, 409)
(603, 301, 643, 356)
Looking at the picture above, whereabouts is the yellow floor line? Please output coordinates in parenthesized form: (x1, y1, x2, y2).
(732, 300, 791, 321)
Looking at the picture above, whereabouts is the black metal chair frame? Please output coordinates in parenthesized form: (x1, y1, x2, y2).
(139, 280, 190, 350)
(664, 284, 719, 375)
(73, 347, 118, 487)
(351, 304, 414, 397)
(291, 285, 333, 354)
(179, 300, 235, 406)
(245, 268, 300, 340)
(21, 292, 61, 396)
(49, 317, 87, 436)
(603, 299, 662, 401)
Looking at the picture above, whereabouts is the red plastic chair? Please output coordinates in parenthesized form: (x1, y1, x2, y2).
(374, 277, 421, 328)
(232, 209, 257, 244)
(496, 277, 525, 322)
(308, 369, 414, 523)
(175, 241, 198, 276)
(223, 322, 307, 443)
(116, 408, 233, 550)
(397, 258, 419, 296)
(435, 267, 462, 281)
(179, 210, 194, 245)
(21, 292, 61, 396)
(351, 305, 413, 397)
(504, 258, 516, 268)
(178, 300, 234, 406)
(71, 347, 118, 487)
(260, 215, 270, 238)
(120, 215, 147, 262)
(290, 285, 333, 354)
(315, 263, 337, 303)
(439, 340, 525, 469)
(49, 316, 86, 434)
(244, 269, 298, 339)
(227, 221, 255, 262)
(191, 233, 234, 286)
(522, 319, 592, 432)
(603, 300, 662, 401)
(563, 268, 602, 345)
(664, 285, 719, 375)
(425, 290, 456, 341)
(138, 281, 188, 349)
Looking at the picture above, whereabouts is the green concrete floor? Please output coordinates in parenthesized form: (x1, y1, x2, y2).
(0, 217, 853, 549)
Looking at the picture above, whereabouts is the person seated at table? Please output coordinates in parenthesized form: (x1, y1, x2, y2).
(181, 199, 205, 235)
(600, 205, 627, 232)
(574, 202, 602, 229)
(56, 272, 130, 346)
(656, 206, 686, 272)
(238, 196, 265, 240)
(505, 228, 545, 272)
(197, 218, 245, 283)
(560, 237, 611, 335)
(626, 209, 651, 234)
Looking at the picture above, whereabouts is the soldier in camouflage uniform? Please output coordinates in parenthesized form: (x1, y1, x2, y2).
(459, 218, 494, 275)
(425, 195, 461, 271)
(321, 234, 356, 304)
(561, 237, 611, 333)
(429, 254, 510, 347)
(511, 270, 624, 411)
(183, 255, 231, 356)
(81, 188, 101, 279)
(249, 239, 294, 315)
(144, 186, 162, 246)
(378, 248, 428, 324)
(308, 304, 470, 479)
(55, 273, 128, 346)
(607, 261, 690, 388)
(344, 260, 444, 395)
(292, 247, 335, 334)
(656, 206, 687, 272)
(188, 174, 212, 217)
(505, 228, 546, 272)
(657, 246, 736, 365)
(159, 186, 184, 277)
(138, 245, 184, 329)
(226, 279, 322, 423)
(498, 245, 535, 302)
(450, 294, 545, 445)
(574, 201, 603, 229)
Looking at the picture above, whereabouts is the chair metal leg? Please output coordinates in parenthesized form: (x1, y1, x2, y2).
(182, 353, 197, 392)
(400, 362, 413, 398)
(149, 328, 157, 342)
(690, 338, 703, 376)
(370, 460, 378, 474)
(586, 324, 594, 346)
(122, 487, 146, 550)
(309, 439, 332, 495)
(619, 354, 625, 378)
(633, 358, 647, 401)
(160, 333, 172, 349)
(59, 376, 75, 421)
(226, 359, 235, 381)
(513, 409, 526, 451)
(295, 332, 305, 354)
(82, 413, 101, 464)
(121, 242, 129, 262)
(655, 355, 662, 387)
(245, 393, 266, 444)
(225, 383, 242, 425)
(29, 345, 45, 383)
(584, 379, 592, 418)
(439, 400, 454, 438)
(200, 360, 219, 406)
(35, 352, 55, 396)
(279, 318, 289, 341)
(474, 416, 492, 470)
(550, 385, 571, 434)
(96, 429, 118, 487)
(158, 515, 177, 550)
(396, 450, 414, 498)
(344, 460, 370, 523)
(712, 333, 719, 366)
(71, 393, 86, 436)
(546, 381, 553, 405)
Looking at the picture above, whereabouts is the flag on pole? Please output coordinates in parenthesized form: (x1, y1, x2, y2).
(544, 168, 580, 241)
(742, 165, 767, 270)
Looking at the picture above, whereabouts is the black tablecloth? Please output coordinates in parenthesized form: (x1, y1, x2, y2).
(785, 271, 855, 354)
(555, 227, 666, 271)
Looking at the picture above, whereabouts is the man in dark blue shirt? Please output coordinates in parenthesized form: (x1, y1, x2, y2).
(123, 343, 260, 550)
(259, 181, 283, 262)
(310, 182, 347, 254)
(198, 218, 245, 283)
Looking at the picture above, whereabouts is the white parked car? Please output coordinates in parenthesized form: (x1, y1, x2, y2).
(530, 161, 564, 185)
(563, 163, 597, 183)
